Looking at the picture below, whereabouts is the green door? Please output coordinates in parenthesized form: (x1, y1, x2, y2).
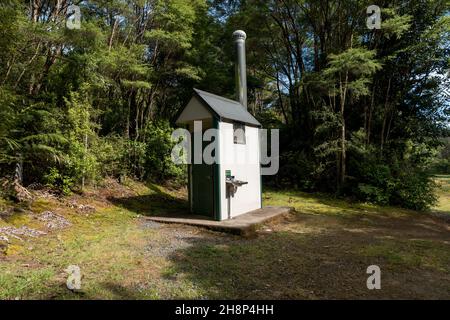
(192, 162, 214, 217)
(192, 135, 215, 217)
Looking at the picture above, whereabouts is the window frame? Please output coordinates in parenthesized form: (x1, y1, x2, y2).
(233, 122, 246, 145)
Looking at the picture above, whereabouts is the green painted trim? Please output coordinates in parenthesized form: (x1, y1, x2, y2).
(188, 128, 192, 213)
(187, 163, 192, 213)
(259, 128, 263, 208)
(260, 170, 263, 208)
(213, 117, 221, 221)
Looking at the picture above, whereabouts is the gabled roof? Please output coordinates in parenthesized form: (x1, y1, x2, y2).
(191, 89, 261, 127)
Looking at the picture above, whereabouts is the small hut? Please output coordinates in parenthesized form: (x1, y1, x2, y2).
(175, 30, 262, 221)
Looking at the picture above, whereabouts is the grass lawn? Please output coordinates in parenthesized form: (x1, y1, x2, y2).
(434, 175, 450, 213)
(0, 178, 449, 299)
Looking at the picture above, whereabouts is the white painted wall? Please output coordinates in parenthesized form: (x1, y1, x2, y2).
(176, 96, 212, 123)
(176, 96, 262, 220)
(218, 121, 261, 220)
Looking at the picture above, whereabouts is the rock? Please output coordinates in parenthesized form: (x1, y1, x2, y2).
(0, 226, 46, 239)
(77, 204, 96, 214)
(65, 265, 82, 291)
(37, 211, 71, 230)
(66, 201, 96, 214)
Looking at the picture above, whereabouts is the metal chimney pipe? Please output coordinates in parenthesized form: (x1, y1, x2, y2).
(233, 30, 247, 109)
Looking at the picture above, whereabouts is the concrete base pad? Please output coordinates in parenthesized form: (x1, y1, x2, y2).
(145, 206, 293, 236)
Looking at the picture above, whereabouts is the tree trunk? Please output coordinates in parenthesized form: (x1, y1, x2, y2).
(340, 113, 346, 187)
(109, 18, 119, 51)
(276, 73, 289, 124)
(14, 155, 23, 185)
(380, 78, 391, 156)
(81, 132, 88, 191)
(338, 71, 348, 189)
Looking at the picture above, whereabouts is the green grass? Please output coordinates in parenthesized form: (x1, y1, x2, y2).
(434, 175, 450, 213)
(0, 182, 170, 299)
(0, 177, 449, 299)
(0, 268, 56, 299)
(263, 187, 418, 219)
(0, 208, 150, 299)
(358, 239, 450, 272)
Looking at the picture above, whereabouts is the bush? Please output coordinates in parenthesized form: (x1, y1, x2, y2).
(277, 150, 317, 190)
(142, 120, 186, 184)
(93, 135, 130, 179)
(392, 170, 437, 211)
(44, 167, 74, 195)
(354, 163, 394, 205)
(351, 155, 437, 210)
(87, 121, 186, 185)
(431, 158, 450, 174)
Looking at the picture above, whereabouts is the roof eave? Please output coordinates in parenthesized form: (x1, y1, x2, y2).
(193, 89, 222, 121)
(194, 89, 262, 127)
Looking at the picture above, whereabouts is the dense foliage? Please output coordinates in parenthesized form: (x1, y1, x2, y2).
(0, 0, 448, 210)
(432, 137, 450, 174)
(224, 0, 449, 210)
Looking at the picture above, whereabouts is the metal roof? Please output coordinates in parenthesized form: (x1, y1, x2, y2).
(193, 89, 261, 127)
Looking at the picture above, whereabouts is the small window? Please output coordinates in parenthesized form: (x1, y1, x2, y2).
(233, 123, 246, 144)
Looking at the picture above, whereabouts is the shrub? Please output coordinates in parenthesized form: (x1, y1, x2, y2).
(44, 167, 74, 195)
(277, 150, 317, 190)
(431, 158, 450, 174)
(88, 122, 186, 185)
(392, 170, 437, 211)
(142, 120, 186, 184)
(351, 154, 437, 210)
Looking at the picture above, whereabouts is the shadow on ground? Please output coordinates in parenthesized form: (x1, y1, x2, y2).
(164, 212, 450, 299)
(108, 183, 188, 216)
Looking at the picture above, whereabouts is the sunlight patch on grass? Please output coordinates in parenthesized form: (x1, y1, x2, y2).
(434, 175, 450, 214)
(0, 199, 158, 299)
(357, 239, 450, 272)
(263, 188, 415, 219)
(0, 267, 56, 300)
(0, 180, 199, 299)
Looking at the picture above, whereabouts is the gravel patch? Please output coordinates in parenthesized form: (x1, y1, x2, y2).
(36, 211, 71, 229)
(141, 220, 162, 229)
(0, 226, 47, 241)
(66, 201, 96, 214)
(145, 229, 209, 258)
(142, 223, 243, 258)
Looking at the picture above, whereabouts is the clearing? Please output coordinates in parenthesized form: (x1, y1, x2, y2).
(0, 177, 449, 299)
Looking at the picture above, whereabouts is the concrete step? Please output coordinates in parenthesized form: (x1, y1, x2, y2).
(145, 206, 293, 236)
